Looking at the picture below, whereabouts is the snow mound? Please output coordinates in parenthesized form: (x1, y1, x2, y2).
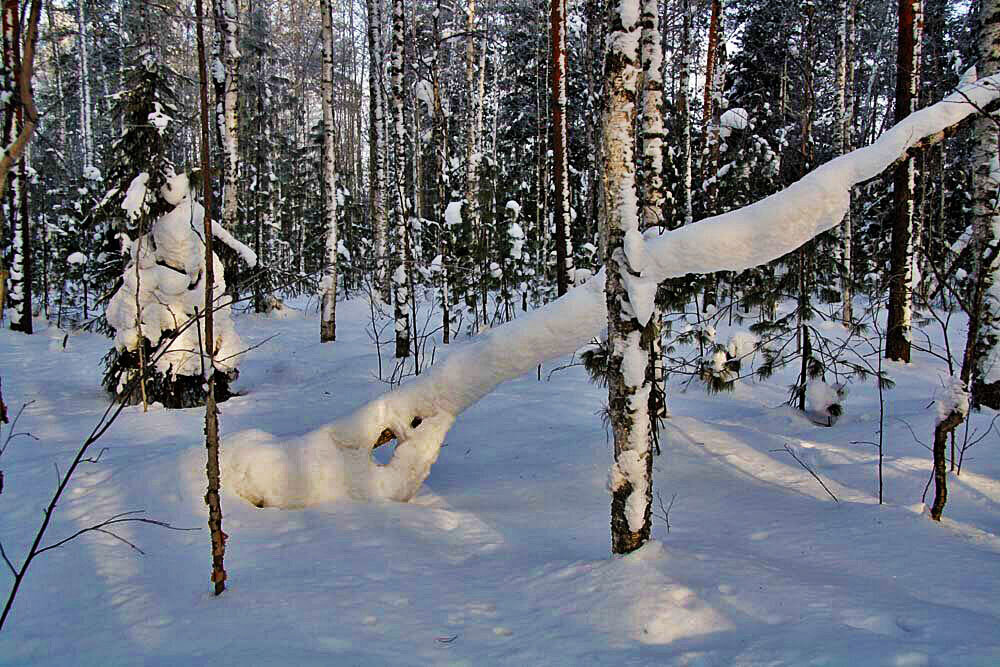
(219, 407, 456, 506)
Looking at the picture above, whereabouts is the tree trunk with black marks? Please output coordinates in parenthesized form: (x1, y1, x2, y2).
(603, 0, 652, 555)
(886, 0, 923, 362)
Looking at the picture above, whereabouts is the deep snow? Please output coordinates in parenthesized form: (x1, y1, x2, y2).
(1, 296, 999, 666)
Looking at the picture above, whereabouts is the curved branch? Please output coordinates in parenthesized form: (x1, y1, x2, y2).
(222, 73, 1000, 507)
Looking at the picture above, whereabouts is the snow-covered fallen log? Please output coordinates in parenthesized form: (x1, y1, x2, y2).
(221, 72, 1000, 508)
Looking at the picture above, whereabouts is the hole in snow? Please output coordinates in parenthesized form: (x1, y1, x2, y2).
(372, 441, 396, 465)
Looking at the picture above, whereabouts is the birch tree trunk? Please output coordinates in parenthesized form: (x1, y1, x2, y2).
(367, 0, 390, 301)
(213, 0, 240, 233)
(639, 0, 666, 423)
(76, 0, 93, 174)
(962, 0, 1000, 409)
(885, 0, 924, 362)
(6, 0, 32, 334)
(320, 0, 339, 343)
(603, 0, 652, 555)
(550, 0, 573, 296)
(465, 0, 483, 322)
(432, 0, 451, 344)
(837, 0, 856, 325)
(390, 0, 412, 358)
(701, 0, 724, 311)
(677, 0, 693, 227)
(0, 0, 40, 328)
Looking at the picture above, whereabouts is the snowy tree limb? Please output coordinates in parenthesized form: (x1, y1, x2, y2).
(222, 73, 1000, 507)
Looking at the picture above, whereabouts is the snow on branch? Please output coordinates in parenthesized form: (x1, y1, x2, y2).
(220, 73, 1000, 508)
(212, 221, 258, 268)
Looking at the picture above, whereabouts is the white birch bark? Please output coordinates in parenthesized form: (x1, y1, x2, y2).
(837, 0, 856, 324)
(390, 0, 411, 358)
(213, 0, 240, 231)
(76, 0, 93, 173)
(320, 0, 339, 343)
(551, 0, 574, 295)
(963, 0, 1000, 407)
(367, 0, 389, 300)
(603, 0, 652, 554)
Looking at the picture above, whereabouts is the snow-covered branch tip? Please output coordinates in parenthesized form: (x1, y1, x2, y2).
(219, 71, 1000, 508)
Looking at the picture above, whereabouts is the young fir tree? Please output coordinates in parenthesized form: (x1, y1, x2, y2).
(98, 24, 246, 408)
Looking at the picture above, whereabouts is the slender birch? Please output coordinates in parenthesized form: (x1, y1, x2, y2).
(212, 0, 241, 233)
(550, 0, 573, 295)
(320, 0, 339, 343)
(603, 0, 653, 555)
(367, 0, 389, 300)
(390, 0, 411, 357)
(837, 0, 856, 324)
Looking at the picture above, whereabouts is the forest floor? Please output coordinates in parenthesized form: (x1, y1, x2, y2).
(1, 295, 999, 666)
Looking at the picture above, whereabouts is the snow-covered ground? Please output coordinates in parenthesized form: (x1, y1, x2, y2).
(2, 296, 999, 666)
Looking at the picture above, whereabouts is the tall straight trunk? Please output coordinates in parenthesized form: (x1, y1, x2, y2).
(76, 0, 93, 173)
(320, 0, 339, 343)
(6, 0, 29, 334)
(603, 0, 652, 555)
(837, 0, 856, 325)
(550, 0, 573, 295)
(583, 0, 603, 243)
(886, 0, 924, 362)
(677, 0, 693, 226)
(432, 0, 451, 344)
(639, 0, 666, 422)
(464, 0, 484, 322)
(702, 0, 722, 124)
(962, 0, 1000, 409)
(796, 2, 817, 411)
(212, 0, 241, 233)
(367, 0, 389, 300)
(701, 0, 724, 310)
(390, 0, 411, 358)
(195, 0, 227, 596)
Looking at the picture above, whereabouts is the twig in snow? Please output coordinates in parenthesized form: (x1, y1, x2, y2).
(772, 444, 839, 503)
(652, 491, 677, 533)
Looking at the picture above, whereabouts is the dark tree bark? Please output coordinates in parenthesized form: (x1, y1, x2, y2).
(930, 409, 963, 520)
(196, 0, 227, 596)
(885, 0, 924, 362)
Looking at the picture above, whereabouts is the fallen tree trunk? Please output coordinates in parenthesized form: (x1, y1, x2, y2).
(221, 73, 1000, 507)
